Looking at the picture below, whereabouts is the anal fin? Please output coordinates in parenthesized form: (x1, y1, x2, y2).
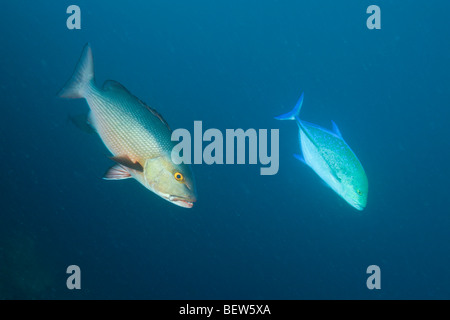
(68, 113, 96, 134)
(293, 153, 307, 165)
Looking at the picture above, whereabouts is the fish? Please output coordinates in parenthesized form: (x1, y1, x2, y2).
(275, 93, 368, 211)
(58, 43, 197, 208)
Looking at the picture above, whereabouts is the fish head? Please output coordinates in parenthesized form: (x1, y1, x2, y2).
(143, 156, 197, 208)
(341, 173, 368, 211)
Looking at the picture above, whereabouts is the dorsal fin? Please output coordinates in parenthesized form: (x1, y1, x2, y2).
(102, 80, 171, 131)
(331, 120, 343, 139)
(102, 80, 128, 92)
(138, 100, 171, 131)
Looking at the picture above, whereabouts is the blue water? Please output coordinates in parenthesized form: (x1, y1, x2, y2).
(1, 0, 449, 299)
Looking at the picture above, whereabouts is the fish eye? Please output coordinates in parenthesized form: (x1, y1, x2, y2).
(174, 172, 184, 182)
(357, 189, 363, 196)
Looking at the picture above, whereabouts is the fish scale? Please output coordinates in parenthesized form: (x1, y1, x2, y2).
(86, 83, 171, 163)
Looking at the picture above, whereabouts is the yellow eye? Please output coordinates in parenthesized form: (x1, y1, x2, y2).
(357, 189, 363, 195)
(174, 172, 184, 181)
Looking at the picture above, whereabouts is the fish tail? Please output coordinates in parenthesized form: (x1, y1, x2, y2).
(274, 92, 304, 121)
(58, 43, 95, 99)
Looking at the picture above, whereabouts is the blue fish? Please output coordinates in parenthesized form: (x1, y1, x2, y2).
(276, 93, 368, 210)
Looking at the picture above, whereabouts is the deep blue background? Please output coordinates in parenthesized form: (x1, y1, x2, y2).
(0, 0, 449, 299)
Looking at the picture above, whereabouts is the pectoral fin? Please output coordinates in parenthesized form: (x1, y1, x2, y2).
(103, 164, 132, 180)
(330, 169, 342, 183)
(110, 155, 144, 172)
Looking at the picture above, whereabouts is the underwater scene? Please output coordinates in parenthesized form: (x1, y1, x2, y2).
(1, 0, 449, 299)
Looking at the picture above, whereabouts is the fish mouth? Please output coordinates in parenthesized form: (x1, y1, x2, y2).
(352, 203, 365, 211)
(151, 187, 196, 208)
(159, 193, 192, 208)
(167, 195, 196, 208)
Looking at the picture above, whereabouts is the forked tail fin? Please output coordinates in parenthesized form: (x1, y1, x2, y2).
(274, 92, 304, 121)
(58, 43, 94, 99)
